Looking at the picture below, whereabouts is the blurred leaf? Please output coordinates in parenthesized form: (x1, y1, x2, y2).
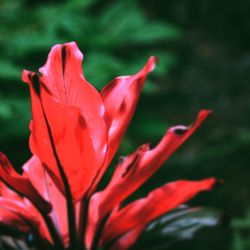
(65, 0, 98, 10)
(0, 60, 20, 80)
(129, 22, 182, 44)
(0, 97, 30, 140)
(98, 1, 181, 48)
(83, 52, 124, 88)
(130, 117, 168, 139)
(232, 209, 250, 250)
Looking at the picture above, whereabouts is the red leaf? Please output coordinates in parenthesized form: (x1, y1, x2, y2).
(0, 198, 37, 235)
(39, 42, 107, 167)
(86, 110, 211, 247)
(102, 178, 217, 247)
(0, 152, 51, 213)
(22, 42, 108, 200)
(89, 56, 157, 194)
(23, 156, 69, 246)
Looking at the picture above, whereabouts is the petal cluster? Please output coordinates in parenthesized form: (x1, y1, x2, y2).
(0, 42, 218, 250)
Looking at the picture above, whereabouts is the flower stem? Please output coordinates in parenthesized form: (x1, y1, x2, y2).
(77, 197, 90, 250)
(90, 213, 110, 250)
(42, 113, 77, 250)
(41, 213, 65, 250)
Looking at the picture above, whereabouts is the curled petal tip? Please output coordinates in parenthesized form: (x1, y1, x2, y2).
(22, 70, 32, 84)
(138, 143, 150, 152)
(145, 56, 158, 73)
(135, 56, 158, 77)
(199, 109, 213, 117)
(213, 178, 224, 188)
(203, 178, 223, 190)
(173, 126, 188, 135)
(153, 56, 160, 65)
(64, 41, 77, 46)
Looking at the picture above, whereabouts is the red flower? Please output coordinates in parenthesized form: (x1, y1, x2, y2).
(0, 42, 219, 250)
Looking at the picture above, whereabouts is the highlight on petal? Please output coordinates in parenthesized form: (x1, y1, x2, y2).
(101, 178, 217, 248)
(86, 110, 212, 246)
(89, 56, 157, 194)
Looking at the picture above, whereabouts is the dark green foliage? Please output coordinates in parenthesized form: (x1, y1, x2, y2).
(0, 0, 180, 167)
(0, 1, 185, 249)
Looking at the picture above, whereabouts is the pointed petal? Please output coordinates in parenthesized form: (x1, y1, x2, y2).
(89, 56, 156, 193)
(22, 70, 58, 186)
(22, 42, 108, 200)
(38, 42, 107, 165)
(86, 110, 211, 245)
(0, 152, 51, 213)
(22, 70, 100, 200)
(23, 156, 69, 246)
(102, 178, 217, 246)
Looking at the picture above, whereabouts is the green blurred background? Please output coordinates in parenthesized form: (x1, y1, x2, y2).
(0, 0, 250, 249)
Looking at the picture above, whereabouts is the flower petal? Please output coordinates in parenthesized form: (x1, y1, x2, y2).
(102, 178, 217, 246)
(39, 42, 107, 166)
(109, 226, 144, 250)
(0, 197, 51, 243)
(22, 71, 57, 180)
(22, 71, 100, 200)
(22, 42, 108, 200)
(0, 180, 22, 202)
(40, 89, 98, 201)
(23, 156, 69, 246)
(89, 56, 157, 194)
(0, 152, 51, 213)
(0, 199, 36, 237)
(86, 110, 211, 246)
